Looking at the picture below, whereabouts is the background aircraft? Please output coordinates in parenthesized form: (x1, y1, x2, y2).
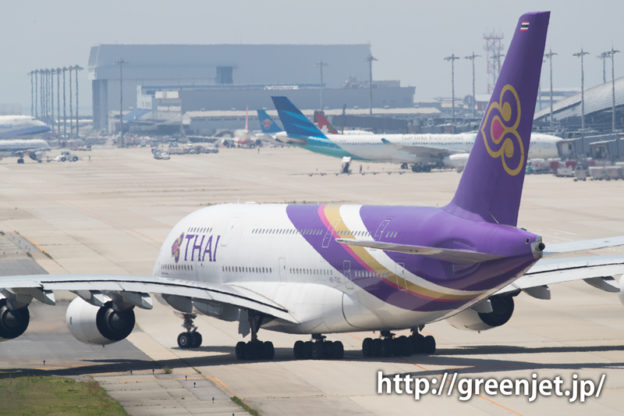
(0, 12, 622, 363)
(0, 116, 51, 162)
(0, 115, 50, 139)
(0, 138, 50, 163)
(276, 100, 561, 172)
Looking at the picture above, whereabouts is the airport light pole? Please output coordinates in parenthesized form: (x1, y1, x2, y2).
(316, 60, 327, 111)
(74, 65, 82, 138)
(51, 69, 56, 133)
(62, 67, 67, 138)
(56, 68, 61, 135)
(598, 52, 608, 84)
(33, 70, 38, 119)
(366, 54, 377, 115)
(41, 69, 46, 123)
(39, 70, 44, 122)
(605, 47, 619, 133)
(68, 67, 73, 139)
(544, 49, 557, 129)
(117, 59, 127, 147)
(464, 52, 480, 118)
(46, 69, 51, 125)
(573, 49, 589, 133)
(29, 71, 34, 117)
(444, 53, 460, 124)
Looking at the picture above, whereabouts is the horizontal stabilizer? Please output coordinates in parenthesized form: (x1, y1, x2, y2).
(335, 238, 503, 264)
(545, 236, 624, 255)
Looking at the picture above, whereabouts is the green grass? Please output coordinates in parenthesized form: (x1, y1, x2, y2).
(231, 396, 260, 416)
(0, 376, 129, 416)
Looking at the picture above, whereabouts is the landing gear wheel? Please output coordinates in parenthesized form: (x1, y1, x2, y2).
(360, 330, 437, 357)
(422, 335, 436, 354)
(235, 341, 245, 359)
(177, 332, 191, 349)
(263, 341, 275, 360)
(303, 341, 313, 359)
(332, 341, 344, 359)
(294, 340, 304, 359)
(191, 332, 202, 348)
(362, 338, 373, 357)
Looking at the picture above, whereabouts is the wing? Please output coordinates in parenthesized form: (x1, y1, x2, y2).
(335, 238, 503, 264)
(496, 255, 624, 298)
(0, 274, 298, 324)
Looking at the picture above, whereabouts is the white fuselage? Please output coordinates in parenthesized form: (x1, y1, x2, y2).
(152, 204, 502, 335)
(327, 132, 561, 165)
(0, 138, 50, 158)
(0, 116, 50, 139)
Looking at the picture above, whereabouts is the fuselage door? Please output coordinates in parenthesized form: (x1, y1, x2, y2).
(375, 219, 391, 239)
(342, 260, 354, 290)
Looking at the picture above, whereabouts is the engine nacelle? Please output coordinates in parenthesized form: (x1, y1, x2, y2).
(619, 277, 624, 306)
(447, 295, 514, 331)
(0, 300, 29, 341)
(66, 297, 135, 345)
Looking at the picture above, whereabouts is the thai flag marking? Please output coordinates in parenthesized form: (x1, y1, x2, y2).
(520, 21, 530, 31)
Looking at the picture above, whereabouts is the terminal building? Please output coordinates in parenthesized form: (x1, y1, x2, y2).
(88, 44, 415, 132)
(534, 78, 624, 132)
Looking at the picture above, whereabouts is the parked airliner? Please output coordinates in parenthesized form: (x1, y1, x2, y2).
(0, 12, 623, 362)
(0, 139, 50, 163)
(0, 115, 50, 139)
(274, 101, 561, 172)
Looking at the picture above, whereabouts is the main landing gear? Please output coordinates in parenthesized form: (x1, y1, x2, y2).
(235, 312, 274, 360)
(362, 329, 436, 358)
(293, 334, 344, 360)
(177, 313, 202, 349)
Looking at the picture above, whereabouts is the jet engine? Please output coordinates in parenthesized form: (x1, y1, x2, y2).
(66, 297, 135, 345)
(0, 300, 29, 341)
(447, 295, 514, 331)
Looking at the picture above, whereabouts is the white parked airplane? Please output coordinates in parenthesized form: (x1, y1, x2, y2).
(0, 116, 51, 163)
(275, 98, 562, 172)
(0, 12, 622, 362)
(0, 115, 50, 139)
(0, 139, 50, 163)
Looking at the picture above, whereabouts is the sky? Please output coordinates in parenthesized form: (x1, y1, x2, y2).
(3, 0, 623, 115)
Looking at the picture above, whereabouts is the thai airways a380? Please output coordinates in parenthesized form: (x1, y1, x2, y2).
(1, 11, 623, 361)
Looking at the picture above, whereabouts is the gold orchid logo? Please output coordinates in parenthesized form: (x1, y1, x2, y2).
(171, 232, 184, 263)
(481, 84, 525, 176)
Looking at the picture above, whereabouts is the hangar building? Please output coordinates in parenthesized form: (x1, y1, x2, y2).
(88, 44, 415, 131)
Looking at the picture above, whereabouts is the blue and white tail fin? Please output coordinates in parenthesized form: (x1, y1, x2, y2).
(271, 96, 331, 140)
(447, 11, 549, 227)
(257, 109, 283, 134)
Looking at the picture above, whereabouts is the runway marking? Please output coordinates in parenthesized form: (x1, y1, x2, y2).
(477, 394, 525, 416)
(18, 233, 48, 255)
(207, 375, 236, 396)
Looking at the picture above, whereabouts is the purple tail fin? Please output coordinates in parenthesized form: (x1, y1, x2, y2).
(447, 11, 549, 226)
